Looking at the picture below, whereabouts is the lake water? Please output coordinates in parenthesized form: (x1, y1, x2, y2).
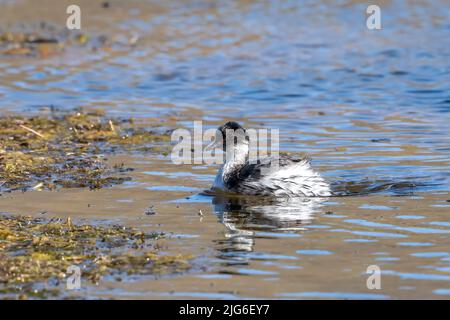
(0, 0, 449, 299)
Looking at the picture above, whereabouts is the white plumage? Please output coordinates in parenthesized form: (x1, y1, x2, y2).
(213, 155, 331, 197)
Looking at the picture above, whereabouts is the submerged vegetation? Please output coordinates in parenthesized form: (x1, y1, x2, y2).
(0, 20, 136, 58)
(0, 29, 104, 58)
(0, 110, 171, 192)
(0, 214, 192, 299)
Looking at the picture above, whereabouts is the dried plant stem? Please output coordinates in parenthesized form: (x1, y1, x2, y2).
(19, 124, 45, 139)
(109, 120, 116, 133)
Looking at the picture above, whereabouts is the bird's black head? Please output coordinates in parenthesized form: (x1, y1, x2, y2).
(209, 121, 248, 152)
(218, 121, 245, 135)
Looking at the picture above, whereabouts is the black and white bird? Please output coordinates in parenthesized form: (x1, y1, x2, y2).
(206, 122, 331, 197)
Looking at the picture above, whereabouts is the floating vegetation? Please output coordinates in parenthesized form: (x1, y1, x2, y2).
(0, 214, 192, 299)
(0, 25, 108, 58)
(0, 110, 172, 192)
(0, 30, 62, 57)
(0, 20, 139, 58)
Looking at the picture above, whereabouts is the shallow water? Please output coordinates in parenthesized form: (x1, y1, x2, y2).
(0, 0, 449, 299)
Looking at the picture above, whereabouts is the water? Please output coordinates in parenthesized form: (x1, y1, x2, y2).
(0, 0, 449, 299)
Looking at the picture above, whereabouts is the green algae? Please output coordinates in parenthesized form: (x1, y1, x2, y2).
(0, 214, 192, 299)
(0, 110, 172, 192)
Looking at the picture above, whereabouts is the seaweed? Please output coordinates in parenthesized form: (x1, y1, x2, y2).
(0, 110, 172, 192)
(0, 20, 141, 59)
(0, 214, 192, 299)
(0, 22, 110, 58)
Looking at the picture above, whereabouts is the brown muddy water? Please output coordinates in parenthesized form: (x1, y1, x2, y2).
(0, 0, 449, 299)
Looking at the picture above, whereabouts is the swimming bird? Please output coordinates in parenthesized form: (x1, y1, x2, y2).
(206, 122, 331, 197)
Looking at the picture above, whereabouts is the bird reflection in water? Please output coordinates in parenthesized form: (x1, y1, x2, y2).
(204, 180, 418, 263)
(207, 191, 326, 258)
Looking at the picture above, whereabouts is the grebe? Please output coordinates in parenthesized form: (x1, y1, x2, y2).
(207, 122, 331, 197)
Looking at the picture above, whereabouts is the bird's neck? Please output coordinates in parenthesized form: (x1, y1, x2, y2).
(223, 144, 249, 176)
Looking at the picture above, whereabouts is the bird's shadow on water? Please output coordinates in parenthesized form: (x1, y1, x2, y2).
(199, 180, 423, 259)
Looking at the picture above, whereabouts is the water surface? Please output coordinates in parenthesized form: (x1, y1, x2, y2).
(0, 0, 449, 299)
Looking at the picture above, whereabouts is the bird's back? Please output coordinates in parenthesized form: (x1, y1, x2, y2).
(218, 155, 331, 197)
